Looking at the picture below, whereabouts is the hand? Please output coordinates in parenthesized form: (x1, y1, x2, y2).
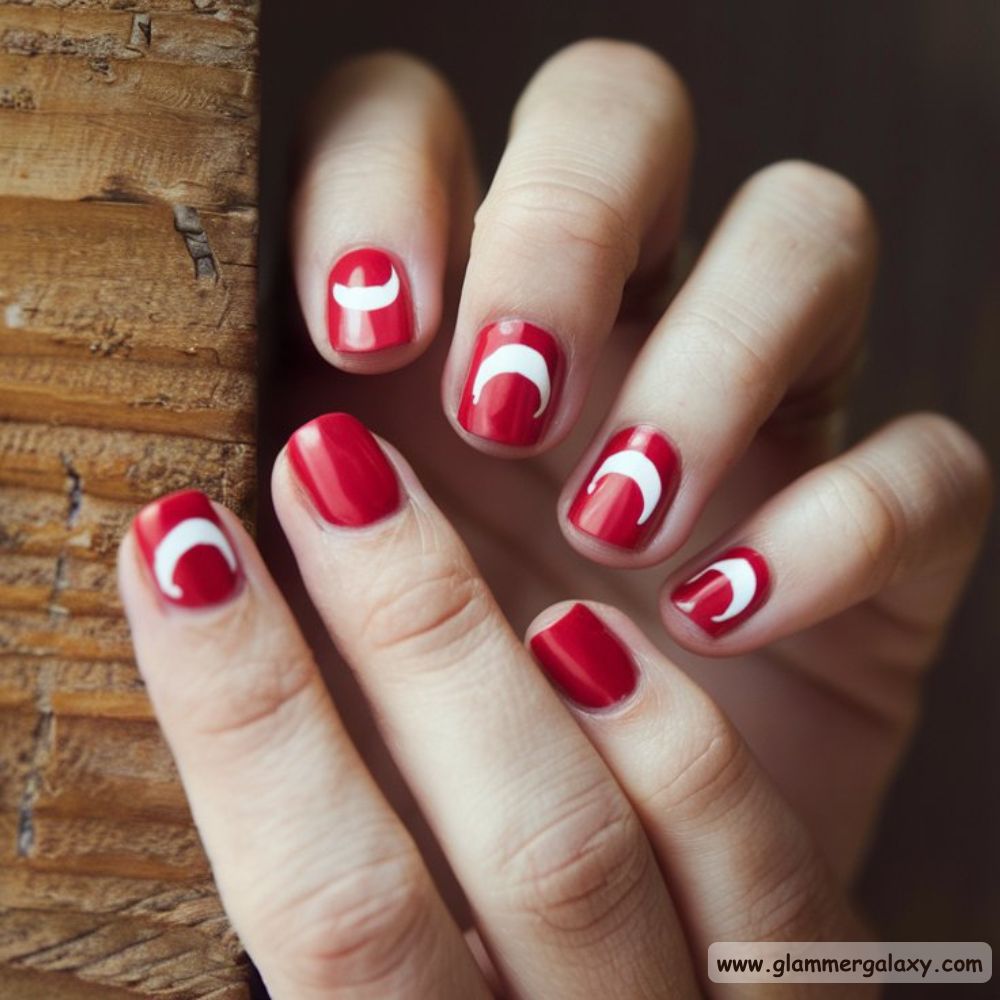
(119, 41, 991, 998)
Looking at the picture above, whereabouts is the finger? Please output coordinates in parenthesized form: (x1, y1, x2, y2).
(118, 491, 488, 1000)
(528, 602, 866, 997)
(663, 412, 992, 653)
(561, 160, 877, 564)
(443, 39, 693, 453)
(291, 52, 476, 372)
(272, 413, 701, 999)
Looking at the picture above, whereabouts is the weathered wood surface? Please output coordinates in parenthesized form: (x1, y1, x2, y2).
(0, 1, 257, 995)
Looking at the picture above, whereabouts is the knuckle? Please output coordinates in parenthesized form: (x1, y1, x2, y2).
(819, 461, 909, 587)
(747, 159, 877, 251)
(163, 607, 317, 748)
(899, 412, 995, 533)
(359, 533, 494, 665)
(495, 779, 652, 938)
(261, 843, 431, 992)
(671, 295, 786, 407)
(298, 53, 458, 216)
(302, 134, 449, 221)
(646, 708, 754, 826)
(739, 838, 842, 940)
(478, 175, 641, 277)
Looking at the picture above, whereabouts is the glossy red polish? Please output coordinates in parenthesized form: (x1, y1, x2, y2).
(569, 425, 680, 550)
(530, 604, 638, 710)
(326, 248, 413, 353)
(134, 490, 243, 609)
(457, 320, 564, 446)
(671, 545, 771, 637)
(287, 412, 400, 527)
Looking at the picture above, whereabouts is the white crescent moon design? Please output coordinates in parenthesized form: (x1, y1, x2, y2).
(154, 518, 238, 600)
(586, 450, 662, 525)
(675, 558, 758, 623)
(471, 343, 550, 417)
(332, 266, 400, 311)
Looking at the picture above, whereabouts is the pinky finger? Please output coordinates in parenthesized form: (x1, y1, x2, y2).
(527, 601, 867, 991)
(661, 413, 992, 658)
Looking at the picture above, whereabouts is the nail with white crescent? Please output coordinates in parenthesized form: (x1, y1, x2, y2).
(586, 450, 663, 525)
(471, 343, 551, 417)
(675, 557, 759, 623)
(332, 265, 400, 312)
(153, 518, 239, 600)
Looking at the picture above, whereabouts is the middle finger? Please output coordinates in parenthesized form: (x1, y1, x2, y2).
(560, 160, 878, 567)
(443, 39, 694, 454)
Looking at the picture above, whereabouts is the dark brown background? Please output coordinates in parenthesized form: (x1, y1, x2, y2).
(257, 0, 999, 988)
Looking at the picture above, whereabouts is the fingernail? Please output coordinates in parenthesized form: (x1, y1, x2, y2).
(134, 490, 243, 609)
(287, 412, 401, 527)
(671, 545, 771, 637)
(457, 319, 564, 446)
(569, 425, 680, 550)
(327, 248, 412, 353)
(529, 604, 638, 710)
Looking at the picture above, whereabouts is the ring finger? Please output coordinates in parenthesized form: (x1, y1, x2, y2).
(560, 159, 878, 565)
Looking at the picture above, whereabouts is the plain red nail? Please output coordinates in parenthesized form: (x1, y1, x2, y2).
(458, 319, 564, 446)
(287, 412, 401, 527)
(569, 425, 680, 550)
(134, 490, 243, 609)
(671, 545, 771, 637)
(530, 604, 638, 709)
(327, 248, 413, 353)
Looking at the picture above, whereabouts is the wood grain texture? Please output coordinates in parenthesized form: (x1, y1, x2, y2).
(0, 1, 257, 995)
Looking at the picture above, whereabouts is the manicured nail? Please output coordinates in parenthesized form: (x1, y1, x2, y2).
(457, 320, 564, 446)
(569, 425, 680, 550)
(134, 490, 243, 609)
(671, 545, 771, 637)
(327, 248, 412, 353)
(530, 604, 638, 709)
(287, 412, 400, 527)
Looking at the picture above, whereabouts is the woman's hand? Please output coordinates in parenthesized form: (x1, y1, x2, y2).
(118, 41, 991, 998)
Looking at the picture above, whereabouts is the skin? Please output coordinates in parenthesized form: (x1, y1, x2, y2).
(119, 41, 992, 1000)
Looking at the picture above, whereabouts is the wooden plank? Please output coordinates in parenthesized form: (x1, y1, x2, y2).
(0, 200, 257, 367)
(0, 1, 257, 995)
(0, 7, 258, 205)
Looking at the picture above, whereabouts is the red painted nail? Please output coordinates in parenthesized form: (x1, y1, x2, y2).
(287, 412, 400, 527)
(529, 604, 638, 710)
(569, 425, 680, 550)
(671, 546, 771, 637)
(134, 490, 243, 609)
(326, 248, 412, 353)
(457, 320, 564, 446)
